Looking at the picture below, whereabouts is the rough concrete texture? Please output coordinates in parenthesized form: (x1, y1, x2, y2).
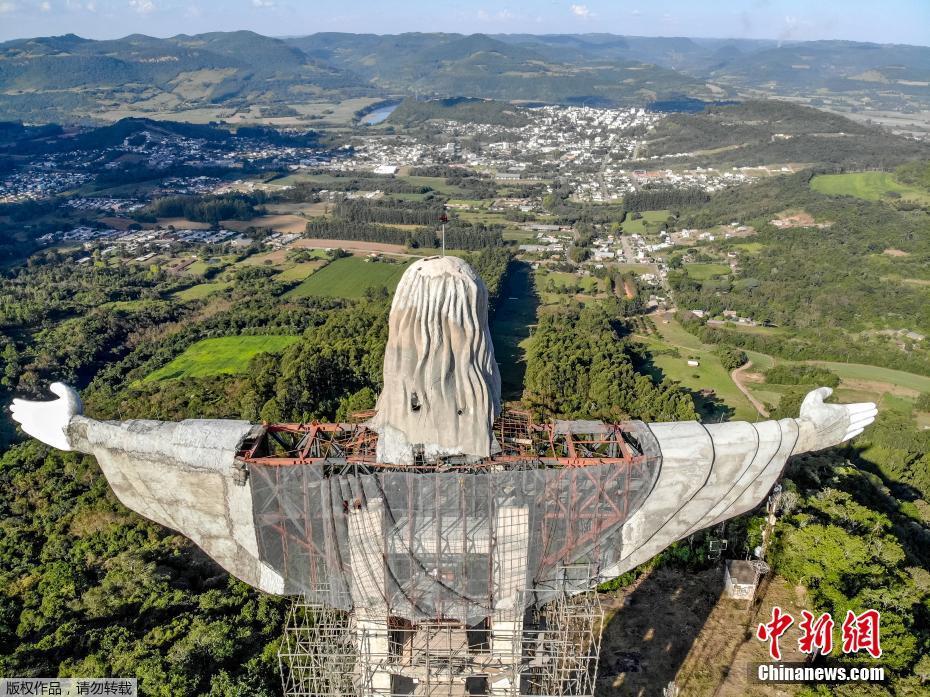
(368, 256, 501, 465)
(599, 388, 877, 582)
(67, 415, 284, 594)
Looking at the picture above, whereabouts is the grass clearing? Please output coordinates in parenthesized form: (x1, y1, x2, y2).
(535, 270, 603, 293)
(224, 214, 307, 234)
(172, 281, 232, 301)
(620, 209, 671, 235)
(646, 315, 930, 426)
(283, 255, 411, 299)
(640, 314, 758, 421)
(275, 261, 326, 282)
(615, 262, 656, 275)
(809, 361, 930, 393)
(811, 171, 930, 204)
(685, 263, 731, 280)
(144, 335, 298, 382)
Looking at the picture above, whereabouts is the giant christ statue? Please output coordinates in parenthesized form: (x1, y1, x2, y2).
(11, 256, 876, 696)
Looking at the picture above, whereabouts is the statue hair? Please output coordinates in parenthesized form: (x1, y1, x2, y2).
(370, 256, 501, 464)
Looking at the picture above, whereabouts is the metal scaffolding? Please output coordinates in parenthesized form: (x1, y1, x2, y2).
(279, 589, 603, 697)
(262, 410, 638, 695)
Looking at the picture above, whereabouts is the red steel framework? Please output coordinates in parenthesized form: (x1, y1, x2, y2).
(239, 410, 659, 574)
(236, 409, 653, 471)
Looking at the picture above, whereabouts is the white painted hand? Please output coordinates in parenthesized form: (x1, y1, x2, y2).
(10, 382, 82, 451)
(798, 387, 877, 449)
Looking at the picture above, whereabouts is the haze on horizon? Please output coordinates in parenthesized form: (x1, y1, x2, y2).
(0, 0, 927, 47)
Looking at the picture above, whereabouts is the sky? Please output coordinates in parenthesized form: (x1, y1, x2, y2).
(0, 0, 928, 46)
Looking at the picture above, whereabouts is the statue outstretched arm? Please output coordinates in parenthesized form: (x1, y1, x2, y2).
(10, 383, 283, 594)
(601, 387, 877, 580)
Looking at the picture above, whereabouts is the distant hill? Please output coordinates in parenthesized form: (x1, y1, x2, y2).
(2, 31, 929, 124)
(707, 40, 930, 93)
(387, 97, 530, 127)
(254, 33, 930, 116)
(639, 101, 930, 168)
(0, 30, 370, 122)
(286, 32, 710, 106)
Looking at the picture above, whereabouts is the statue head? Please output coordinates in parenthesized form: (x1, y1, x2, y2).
(370, 256, 501, 464)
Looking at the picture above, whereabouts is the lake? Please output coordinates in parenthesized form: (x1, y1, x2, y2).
(363, 103, 400, 125)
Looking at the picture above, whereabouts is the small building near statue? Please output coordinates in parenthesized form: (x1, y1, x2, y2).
(724, 559, 768, 601)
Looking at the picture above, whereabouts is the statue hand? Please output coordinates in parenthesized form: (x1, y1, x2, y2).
(798, 387, 877, 449)
(10, 382, 82, 451)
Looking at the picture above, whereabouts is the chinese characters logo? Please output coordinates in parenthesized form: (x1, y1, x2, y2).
(756, 607, 881, 660)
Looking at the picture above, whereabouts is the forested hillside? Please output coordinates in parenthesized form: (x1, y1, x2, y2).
(669, 170, 930, 374)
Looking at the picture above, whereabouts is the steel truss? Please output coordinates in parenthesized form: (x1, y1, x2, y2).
(236, 409, 654, 472)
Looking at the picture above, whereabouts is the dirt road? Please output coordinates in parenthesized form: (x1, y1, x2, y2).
(731, 361, 769, 418)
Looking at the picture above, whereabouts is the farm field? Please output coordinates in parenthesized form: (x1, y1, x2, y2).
(535, 269, 603, 293)
(809, 361, 930, 393)
(811, 171, 930, 204)
(183, 255, 237, 275)
(143, 335, 298, 382)
(239, 247, 328, 267)
(291, 239, 410, 255)
(614, 262, 656, 275)
(732, 242, 765, 254)
(275, 261, 327, 282)
(224, 214, 307, 234)
(283, 255, 411, 299)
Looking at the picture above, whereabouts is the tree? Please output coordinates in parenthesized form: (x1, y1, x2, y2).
(715, 346, 748, 371)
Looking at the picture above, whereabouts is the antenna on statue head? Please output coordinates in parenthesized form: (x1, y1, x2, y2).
(440, 213, 449, 256)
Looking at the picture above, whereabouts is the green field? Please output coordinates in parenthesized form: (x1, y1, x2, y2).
(184, 259, 229, 275)
(684, 263, 731, 280)
(640, 316, 759, 421)
(620, 210, 671, 235)
(274, 261, 326, 282)
(811, 171, 930, 204)
(535, 270, 603, 293)
(615, 262, 656, 275)
(283, 256, 411, 299)
(502, 229, 536, 244)
(809, 361, 930, 393)
(172, 281, 232, 301)
(641, 314, 930, 424)
(144, 335, 298, 382)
